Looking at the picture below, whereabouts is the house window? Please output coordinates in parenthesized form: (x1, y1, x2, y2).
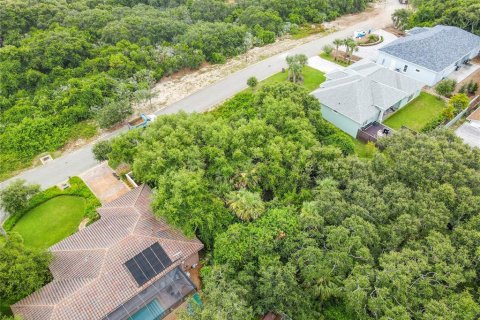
(381, 58, 385, 64)
(403, 65, 408, 72)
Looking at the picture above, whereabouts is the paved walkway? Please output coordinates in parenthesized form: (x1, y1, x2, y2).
(79, 162, 130, 204)
(455, 123, 480, 148)
(308, 56, 344, 73)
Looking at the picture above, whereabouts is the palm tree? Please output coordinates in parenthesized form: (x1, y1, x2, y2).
(286, 54, 308, 83)
(226, 189, 265, 222)
(332, 38, 343, 61)
(392, 9, 411, 30)
(347, 41, 359, 63)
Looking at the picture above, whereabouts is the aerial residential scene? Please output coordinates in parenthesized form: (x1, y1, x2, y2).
(1, 0, 480, 319)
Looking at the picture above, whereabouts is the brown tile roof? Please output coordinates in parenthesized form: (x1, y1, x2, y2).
(12, 185, 203, 320)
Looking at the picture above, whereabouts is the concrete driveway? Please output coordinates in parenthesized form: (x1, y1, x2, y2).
(356, 29, 398, 61)
(308, 56, 344, 73)
(455, 123, 480, 148)
(79, 162, 130, 203)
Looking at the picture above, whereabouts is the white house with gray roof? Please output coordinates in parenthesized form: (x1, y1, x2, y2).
(377, 25, 480, 86)
(311, 61, 424, 137)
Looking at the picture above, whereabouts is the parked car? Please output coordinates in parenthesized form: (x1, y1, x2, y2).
(127, 114, 156, 129)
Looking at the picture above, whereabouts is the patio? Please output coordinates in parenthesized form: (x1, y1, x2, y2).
(357, 122, 393, 143)
(448, 62, 480, 83)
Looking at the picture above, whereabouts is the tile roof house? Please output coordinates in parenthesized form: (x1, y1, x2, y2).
(377, 25, 480, 86)
(11, 185, 203, 320)
(311, 60, 424, 138)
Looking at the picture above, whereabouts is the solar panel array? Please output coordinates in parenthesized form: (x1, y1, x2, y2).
(125, 243, 173, 286)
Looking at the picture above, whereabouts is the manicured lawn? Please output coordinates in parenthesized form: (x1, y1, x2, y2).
(319, 52, 350, 67)
(11, 195, 86, 249)
(253, 66, 326, 92)
(383, 92, 446, 131)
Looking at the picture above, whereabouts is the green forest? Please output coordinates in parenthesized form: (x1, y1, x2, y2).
(394, 0, 480, 34)
(104, 84, 480, 319)
(0, 0, 372, 179)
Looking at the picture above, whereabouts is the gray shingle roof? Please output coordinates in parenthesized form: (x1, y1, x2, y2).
(311, 61, 424, 124)
(380, 25, 480, 72)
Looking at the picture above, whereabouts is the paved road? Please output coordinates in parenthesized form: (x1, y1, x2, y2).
(0, 0, 403, 213)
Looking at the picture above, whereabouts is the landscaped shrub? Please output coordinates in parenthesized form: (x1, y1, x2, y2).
(449, 93, 470, 113)
(2, 177, 101, 231)
(435, 79, 457, 97)
(322, 44, 333, 56)
(247, 76, 258, 89)
(467, 81, 478, 95)
(421, 114, 447, 132)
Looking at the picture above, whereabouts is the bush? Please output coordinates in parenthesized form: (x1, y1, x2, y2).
(96, 99, 132, 129)
(421, 114, 447, 132)
(92, 140, 112, 161)
(323, 133, 355, 155)
(435, 79, 456, 97)
(0, 180, 40, 215)
(247, 76, 258, 89)
(467, 81, 478, 95)
(3, 177, 101, 231)
(210, 52, 226, 64)
(448, 93, 470, 113)
(322, 44, 333, 56)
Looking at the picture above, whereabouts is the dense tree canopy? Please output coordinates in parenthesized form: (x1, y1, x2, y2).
(398, 0, 480, 35)
(0, 233, 52, 308)
(109, 83, 480, 319)
(0, 0, 373, 179)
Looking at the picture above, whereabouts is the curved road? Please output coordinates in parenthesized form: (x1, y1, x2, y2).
(0, 0, 403, 203)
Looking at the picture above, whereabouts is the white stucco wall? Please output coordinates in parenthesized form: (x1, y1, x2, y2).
(378, 46, 480, 86)
(377, 52, 437, 86)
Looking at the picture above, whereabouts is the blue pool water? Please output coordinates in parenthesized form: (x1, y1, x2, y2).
(129, 299, 164, 320)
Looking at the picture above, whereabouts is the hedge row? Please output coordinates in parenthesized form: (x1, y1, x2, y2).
(3, 177, 100, 231)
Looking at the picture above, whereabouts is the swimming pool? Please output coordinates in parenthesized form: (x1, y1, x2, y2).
(129, 299, 164, 320)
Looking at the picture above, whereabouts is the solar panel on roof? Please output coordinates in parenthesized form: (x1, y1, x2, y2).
(134, 254, 156, 279)
(125, 243, 173, 286)
(144, 247, 164, 274)
(151, 242, 172, 268)
(125, 259, 148, 286)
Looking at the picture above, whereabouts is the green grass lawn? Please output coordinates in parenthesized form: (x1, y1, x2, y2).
(319, 52, 350, 67)
(383, 92, 446, 131)
(251, 66, 326, 92)
(11, 195, 86, 249)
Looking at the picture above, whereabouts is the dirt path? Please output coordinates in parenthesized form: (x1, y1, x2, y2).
(137, 2, 392, 113)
